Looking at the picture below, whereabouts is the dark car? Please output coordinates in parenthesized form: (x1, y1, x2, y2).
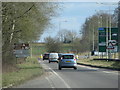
(43, 53, 49, 60)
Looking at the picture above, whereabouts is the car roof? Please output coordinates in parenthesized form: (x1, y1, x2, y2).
(45, 53, 49, 54)
(62, 53, 74, 56)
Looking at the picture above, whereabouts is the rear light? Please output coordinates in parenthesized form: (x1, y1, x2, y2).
(74, 59, 76, 61)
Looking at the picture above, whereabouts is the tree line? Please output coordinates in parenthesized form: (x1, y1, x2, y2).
(2, 2, 59, 64)
(44, 7, 118, 54)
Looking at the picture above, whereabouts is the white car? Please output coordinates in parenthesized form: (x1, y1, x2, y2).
(49, 53, 59, 63)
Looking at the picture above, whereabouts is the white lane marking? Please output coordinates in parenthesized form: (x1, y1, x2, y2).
(45, 77, 55, 89)
(78, 65, 99, 70)
(78, 65, 118, 74)
(102, 71, 112, 73)
(48, 67, 71, 89)
(41, 63, 71, 89)
(102, 71, 118, 75)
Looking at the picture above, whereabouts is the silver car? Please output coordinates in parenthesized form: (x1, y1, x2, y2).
(58, 54, 77, 70)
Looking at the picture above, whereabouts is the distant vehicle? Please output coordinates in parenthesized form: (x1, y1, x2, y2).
(49, 53, 59, 63)
(94, 51, 107, 56)
(43, 53, 49, 60)
(58, 53, 77, 70)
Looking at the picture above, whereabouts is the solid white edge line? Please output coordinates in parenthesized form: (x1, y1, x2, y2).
(41, 62, 71, 88)
(45, 77, 55, 88)
(48, 67, 72, 89)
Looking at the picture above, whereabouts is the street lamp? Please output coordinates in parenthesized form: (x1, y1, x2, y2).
(59, 20, 68, 42)
(92, 24, 95, 51)
(87, 18, 94, 50)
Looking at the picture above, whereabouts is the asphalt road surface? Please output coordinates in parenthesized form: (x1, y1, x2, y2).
(15, 60, 119, 88)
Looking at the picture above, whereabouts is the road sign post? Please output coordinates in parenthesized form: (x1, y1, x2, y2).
(98, 27, 118, 59)
(118, 2, 120, 59)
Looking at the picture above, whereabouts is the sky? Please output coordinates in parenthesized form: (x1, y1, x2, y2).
(39, 1, 119, 42)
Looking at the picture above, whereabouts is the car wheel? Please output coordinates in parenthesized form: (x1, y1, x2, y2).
(59, 66, 62, 70)
(74, 67, 77, 70)
(49, 61, 50, 63)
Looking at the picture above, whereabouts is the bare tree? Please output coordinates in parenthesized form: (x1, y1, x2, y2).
(44, 36, 63, 53)
(57, 29, 77, 43)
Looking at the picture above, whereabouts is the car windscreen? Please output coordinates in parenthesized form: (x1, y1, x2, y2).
(44, 54, 49, 57)
(62, 55, 74, 59)
(49, 53, 58, 58)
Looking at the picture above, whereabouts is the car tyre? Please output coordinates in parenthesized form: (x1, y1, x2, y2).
(74, 67, 77, 70)
(59, 66, 62, 70)
(49, 61, 50, 63)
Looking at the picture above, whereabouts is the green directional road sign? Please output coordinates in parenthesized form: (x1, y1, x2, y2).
(98, 27, 118, 52)
(98, 27, 106, 52)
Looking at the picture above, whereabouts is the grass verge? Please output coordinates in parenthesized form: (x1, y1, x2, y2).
(2, 56, 44, 88)
(77, 57, 120, 70)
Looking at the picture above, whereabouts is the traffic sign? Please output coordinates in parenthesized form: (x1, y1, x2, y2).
(108, 40, 117, 46)
(13, 50, 30, 58)
(98, 27, 118, 52)
(107, 42, 114, 49)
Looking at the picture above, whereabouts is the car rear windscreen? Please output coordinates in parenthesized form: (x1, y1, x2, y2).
(62, 55, 74, 59)
(45, 54, 49, 57)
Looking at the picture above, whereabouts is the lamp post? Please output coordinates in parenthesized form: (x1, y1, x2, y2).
(95, 10, 103, 58)
(92, 24, 95, 51)
(59, 20, 68, 42)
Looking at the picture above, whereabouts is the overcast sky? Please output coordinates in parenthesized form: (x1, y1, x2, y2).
(39, 1, 119, 42)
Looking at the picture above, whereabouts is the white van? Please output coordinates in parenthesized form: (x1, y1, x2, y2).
(49, 53, 59, 63)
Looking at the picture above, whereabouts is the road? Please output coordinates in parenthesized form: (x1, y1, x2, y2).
(15, 60, 119, 88)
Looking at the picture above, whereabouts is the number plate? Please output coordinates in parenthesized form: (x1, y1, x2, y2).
(66, 61, 71, 62)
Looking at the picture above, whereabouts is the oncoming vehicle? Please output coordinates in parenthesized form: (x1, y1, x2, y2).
(49, 53, 59, 63)
(58, 54, 77, 70)
(43, 53, 49, 60)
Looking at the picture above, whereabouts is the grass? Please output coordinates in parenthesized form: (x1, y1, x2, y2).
(77, 57, 120, 70)
(32, 45, 47, 55)
(0, 73, 2, 88)
(2, 57, 44, 87)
